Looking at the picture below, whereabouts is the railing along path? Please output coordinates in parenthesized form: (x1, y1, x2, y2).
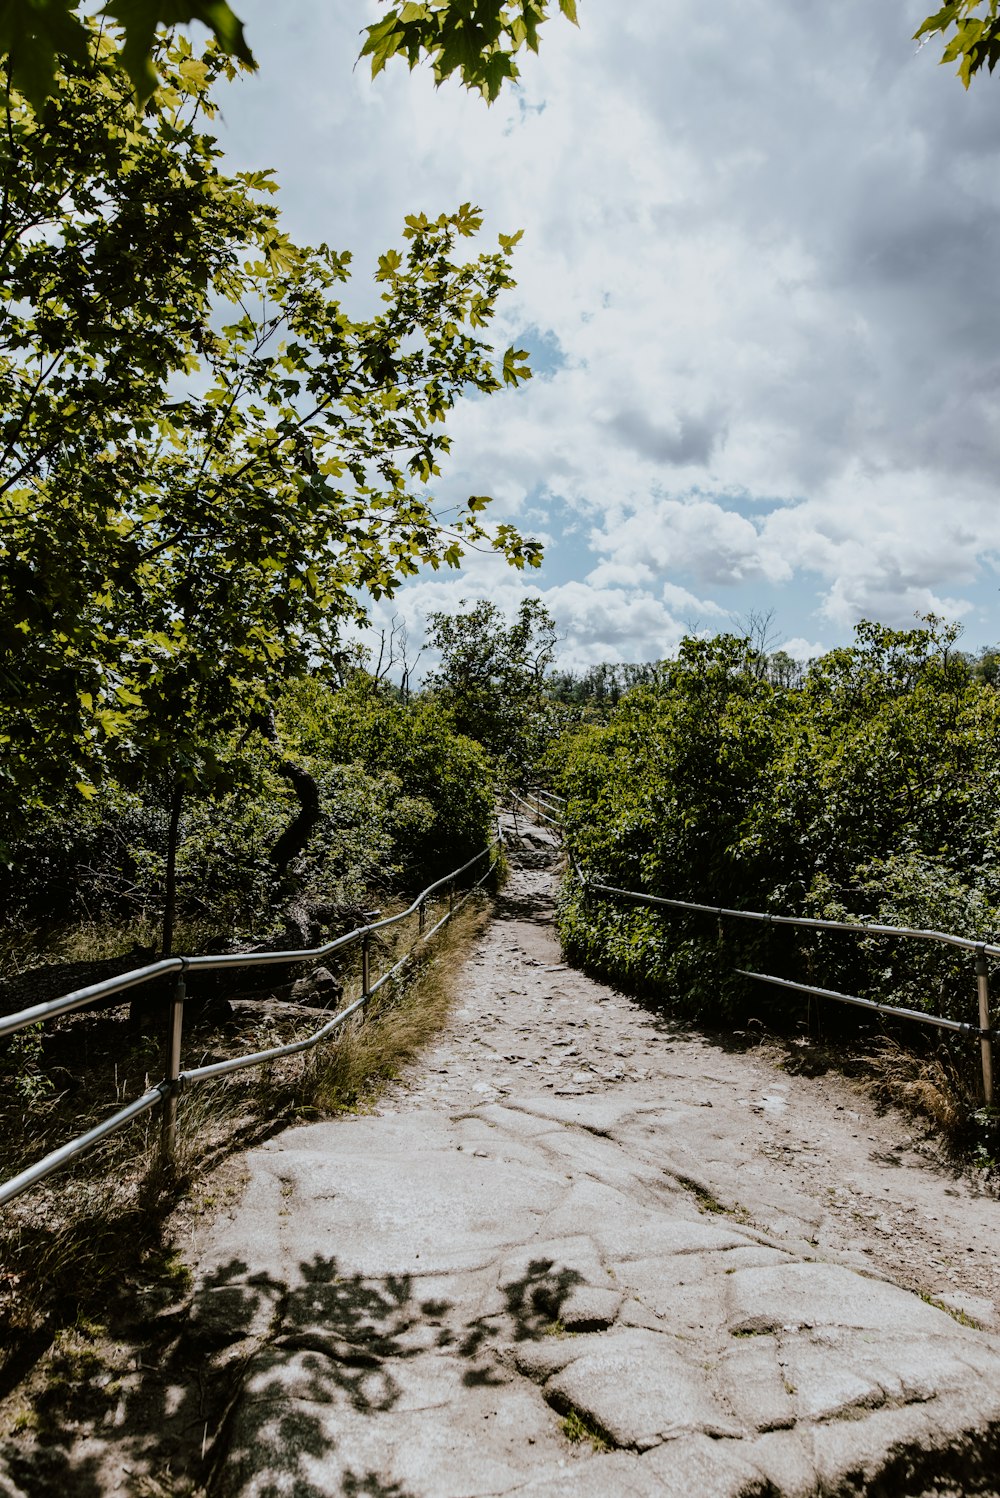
(511, 787, 563, 829)
(4, 783, 995, 1209)
(0, 839, 500, 1208)
(515, 791, 996, 1106)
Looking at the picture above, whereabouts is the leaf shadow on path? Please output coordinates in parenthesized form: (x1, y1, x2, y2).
(2, 1247, 587, 1498)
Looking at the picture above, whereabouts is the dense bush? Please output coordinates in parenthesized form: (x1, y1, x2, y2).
(278, 675, 495, 878)
(549, 620, 1000, 1052)
(0, 675, 495, 957)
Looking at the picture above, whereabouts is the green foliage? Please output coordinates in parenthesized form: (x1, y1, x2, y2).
(0, 675, 496, 946)
(968, 644, 1000, 685)
(1, 0, 578, 111)
(0, 36, 539, 845)
(560, 1406, 609, 1452)
(547, 660, 666, 717)
(916, 2, 1000, 87)
(278, 675, 495, 878)
(361, 0, 579, 102)
(1, 1024, 54, 1104)
(550, 619, 1000, 1040)
(0, 0, 252, 109)
(425, 597, 557, 781)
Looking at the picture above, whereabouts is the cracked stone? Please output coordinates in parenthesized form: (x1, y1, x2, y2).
(716, 1337, 796, 1433)
(640, 1433, 773, 1497)
(725, 1261, 960, 1337)
(543, 1329, 743, 1450)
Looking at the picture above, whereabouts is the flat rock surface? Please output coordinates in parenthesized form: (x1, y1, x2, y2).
(7, 818, 1000, 1496)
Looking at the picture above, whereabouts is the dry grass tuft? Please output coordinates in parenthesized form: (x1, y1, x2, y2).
(295, 897, 493, 1115)
(868, 1038, 969, 1134)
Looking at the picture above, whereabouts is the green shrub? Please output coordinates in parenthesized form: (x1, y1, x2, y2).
(550, 620, 1000, 1049)
(278, 676, 494, 877)
(0, 674, 495, 957)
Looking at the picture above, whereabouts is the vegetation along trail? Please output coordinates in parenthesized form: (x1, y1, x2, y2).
(7, 821, 1000, 1497)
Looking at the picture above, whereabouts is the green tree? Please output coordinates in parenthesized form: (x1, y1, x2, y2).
(0, 0, 579, 110)
(0, 35, 540, 867)
(278, 672, 495, 878)
(549, 618, 1000, 1033)
(425, 597, 557, 779)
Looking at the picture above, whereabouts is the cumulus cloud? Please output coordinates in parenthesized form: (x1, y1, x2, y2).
(220, 0, 1000, 665)
(605, 406, 727, 467)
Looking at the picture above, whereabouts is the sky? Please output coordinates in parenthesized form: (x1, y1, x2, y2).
(213, 0, 1000, 672)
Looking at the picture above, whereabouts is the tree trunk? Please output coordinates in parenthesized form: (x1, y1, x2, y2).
(161, 782, 183, 958)
(268, 760, 321, 875)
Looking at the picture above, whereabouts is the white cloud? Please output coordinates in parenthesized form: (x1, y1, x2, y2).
(782, 637, 830, 664)
(220, 0, 1000, 664)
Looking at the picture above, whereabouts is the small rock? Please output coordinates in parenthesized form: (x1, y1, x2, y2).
(546, 1329, 741, 1449)
(311, 966, 340, 994)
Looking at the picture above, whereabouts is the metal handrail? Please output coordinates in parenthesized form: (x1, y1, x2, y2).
(570, 861, 996, 1105)
(0, 1087, 167, 1206)
(0, 842, 498, 1040)
(511, 790, 561, 828)
(178, 871, 486, 1087)
(528, 786, 566, 808)
(0, 838, 501, 1207)
(0, 957, 185, 1039)
(733, 970, 984, 1037)
(580, 874, 1000, 959)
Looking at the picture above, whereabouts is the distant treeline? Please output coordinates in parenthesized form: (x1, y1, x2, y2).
(546, 637, 1000, 711)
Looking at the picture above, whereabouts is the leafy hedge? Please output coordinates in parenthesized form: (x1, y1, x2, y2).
(548, 621, 1000, 1043)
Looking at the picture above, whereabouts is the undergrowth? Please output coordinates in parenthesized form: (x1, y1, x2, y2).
(866, 1037, 1000, 1174)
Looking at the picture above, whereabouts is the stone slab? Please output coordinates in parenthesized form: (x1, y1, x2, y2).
(542, 1329, 743, 1451)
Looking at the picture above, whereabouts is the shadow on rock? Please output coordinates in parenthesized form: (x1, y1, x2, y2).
(1, 1251, 430, 1498)
(200, 1253, 427, 1495)
(501, 1259, 584, 1340)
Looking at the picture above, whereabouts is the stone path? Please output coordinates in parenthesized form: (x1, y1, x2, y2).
(169, 827, 1000, 1497)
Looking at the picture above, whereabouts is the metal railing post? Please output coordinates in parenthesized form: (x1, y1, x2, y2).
(975, 950, 994, 1107)
(361, 934, 370, 1002)
(161, 968, 186, 1165)
(448, 878, 455, 915)
(418, 899, 426, 935)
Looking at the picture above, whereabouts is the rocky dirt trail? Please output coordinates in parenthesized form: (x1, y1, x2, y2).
(5, 821, 1000, 1497)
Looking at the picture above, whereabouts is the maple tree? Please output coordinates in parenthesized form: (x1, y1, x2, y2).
(0, 34, 538, 846)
